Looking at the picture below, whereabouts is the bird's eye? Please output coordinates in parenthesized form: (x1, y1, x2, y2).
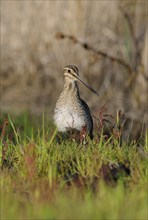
(68, 69, 71, 73)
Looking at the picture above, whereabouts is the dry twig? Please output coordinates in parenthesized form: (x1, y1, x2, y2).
(55, 32, 132, 74)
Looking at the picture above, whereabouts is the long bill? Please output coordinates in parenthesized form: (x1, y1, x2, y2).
(77, 76, 99, 96)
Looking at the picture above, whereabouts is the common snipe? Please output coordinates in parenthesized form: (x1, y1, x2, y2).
(53, 65, 99, 139)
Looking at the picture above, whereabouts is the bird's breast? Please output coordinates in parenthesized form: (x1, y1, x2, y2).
(54, 104, 86, 132)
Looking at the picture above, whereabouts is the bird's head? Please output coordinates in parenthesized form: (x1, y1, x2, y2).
(63, 65, 99, 96)
(63, 65, 79, 81)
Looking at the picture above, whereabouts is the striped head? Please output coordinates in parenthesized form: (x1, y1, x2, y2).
(63, 65, 99, 96)
(63, 65, 79, 82)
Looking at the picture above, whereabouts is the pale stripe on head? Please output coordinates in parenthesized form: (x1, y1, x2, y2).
(64, 65, 79, 75)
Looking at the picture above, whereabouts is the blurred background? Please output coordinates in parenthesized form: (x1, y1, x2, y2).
(1, 1, 147, 139)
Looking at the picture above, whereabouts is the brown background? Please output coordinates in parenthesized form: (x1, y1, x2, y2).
(1, 1, 147, 138)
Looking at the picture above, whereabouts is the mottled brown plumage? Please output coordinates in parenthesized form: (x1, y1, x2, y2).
(53, 65, 99, 139)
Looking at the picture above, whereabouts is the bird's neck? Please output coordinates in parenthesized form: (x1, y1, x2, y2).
(62, 80, 80, 97)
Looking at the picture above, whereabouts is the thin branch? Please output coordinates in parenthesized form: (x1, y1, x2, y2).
(55, 32, 132, 74)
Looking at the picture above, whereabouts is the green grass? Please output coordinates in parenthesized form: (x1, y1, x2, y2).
(0, 113, 147, 219)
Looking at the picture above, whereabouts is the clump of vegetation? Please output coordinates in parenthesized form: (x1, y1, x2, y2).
(0, 113, 147, 219)
(1, 2, 147, 140)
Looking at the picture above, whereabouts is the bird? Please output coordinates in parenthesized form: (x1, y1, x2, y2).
(53, 65, 99, 140)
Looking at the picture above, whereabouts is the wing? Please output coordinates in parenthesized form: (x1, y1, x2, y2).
(80, 99, 93, 139)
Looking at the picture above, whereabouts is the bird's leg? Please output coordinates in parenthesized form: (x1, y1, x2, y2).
(79, 126, 88, 145)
